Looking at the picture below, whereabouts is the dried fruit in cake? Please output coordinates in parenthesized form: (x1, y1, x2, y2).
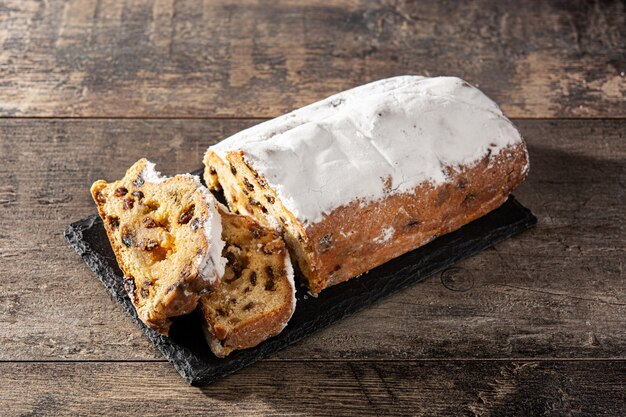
(91, 159, 226, 334)
(199, 208, 296, 357)
(204, 76, 529, 294)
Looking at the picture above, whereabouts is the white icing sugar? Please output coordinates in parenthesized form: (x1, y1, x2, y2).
(139, 160, 226, 283)
(197, 188, 227, 283)
(210, 76, 523, 225)
(140, 161, 166, 184)
(373, 226, 395, 244)
(283, 251, 296, 326)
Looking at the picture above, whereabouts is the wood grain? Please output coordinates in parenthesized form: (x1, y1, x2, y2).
(1, 360, 624, 416)
(0, 0, 624, 118)
(1, 118, 624, 361)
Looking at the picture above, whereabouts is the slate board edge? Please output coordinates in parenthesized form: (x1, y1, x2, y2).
(65, 197, 537, 386)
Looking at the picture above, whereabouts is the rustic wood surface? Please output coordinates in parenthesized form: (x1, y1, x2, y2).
(0, 0, 625, 415)
(1, 361, 625, 416)
(0, 0, 624, 118)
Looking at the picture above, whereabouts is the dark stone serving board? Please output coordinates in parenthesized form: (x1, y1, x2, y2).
(65, 183, 536, 386)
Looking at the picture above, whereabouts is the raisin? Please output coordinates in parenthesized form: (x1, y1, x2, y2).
(297, 234, 304, 242)
(265, 279, 275, 291)
(457, 178, 468, 189)
(133, 175, 144, 187)
(249, 226, 262, 239)
(190, 218, 201, 231)
(114, 187, 128, 197)
(209, 167, 217, 175)
(330, 97, 345, 107)
(265, 195, 275, 204)
(95, 190, 106, 203)
(123, 277, 136, 300)
(243, 177, 254, 191)
(318, 234, 333, 253)
(249, 271, 257, 286)
(463, 193, 476, 206)
(121, 227, 133, 247)
(123, 197, 134, 210)
(144, 239, 158, 251)
(243, 302, 254, 311)
(225, 251, 243, 276)
(333, 264, 342, 272)
(180, 263, 193, 279)
(107, 215, 120, 229)
(132, 190, 144, 200)
(249, 197, 260, 206)
(257, 177, 267, 187)
(143, 217, 158, 228)
(405, 219, 421, 229)
(260, 205, 268, 214)
(230, 165, 237, 175)
(266, 266, 274, 278)
(178, 205, 195, 224)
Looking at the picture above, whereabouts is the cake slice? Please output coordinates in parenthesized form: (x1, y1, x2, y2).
(199, 208, 296, 357)
(91, 159, 226, 334)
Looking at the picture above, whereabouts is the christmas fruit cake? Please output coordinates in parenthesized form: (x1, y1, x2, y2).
(199, 208, 296, 357)
(91, 159, 226, 334)
(203, 76, 529, 295)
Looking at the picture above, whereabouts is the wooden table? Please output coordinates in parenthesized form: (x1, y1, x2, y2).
(1, 1, 624, 415)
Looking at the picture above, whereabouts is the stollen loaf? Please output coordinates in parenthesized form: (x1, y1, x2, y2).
(204, 76, 529, 295)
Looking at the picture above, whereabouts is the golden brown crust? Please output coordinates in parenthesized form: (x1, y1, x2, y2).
(302, 142, 529, 293)
(206, 142, 528, 295)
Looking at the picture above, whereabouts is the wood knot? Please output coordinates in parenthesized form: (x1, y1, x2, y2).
(440, 267, 474, 292)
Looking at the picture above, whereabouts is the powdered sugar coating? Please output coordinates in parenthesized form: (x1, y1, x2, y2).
(142, 160, 226, 283)
(197, 189, 226, 282)
(373, 226, 395, 244)
(140, 161, 166, 184)
(210, 76, 524, 225)
(282, 250, 296, 328)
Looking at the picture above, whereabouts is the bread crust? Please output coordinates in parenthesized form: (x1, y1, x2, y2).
(198, 209, 295, 357)
(200, 293, 293, 357)
(206, 142, 528, 295)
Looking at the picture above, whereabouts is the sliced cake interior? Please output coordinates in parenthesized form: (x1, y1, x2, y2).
(199, 208, 296, 357)
(91, 159, 226, 334)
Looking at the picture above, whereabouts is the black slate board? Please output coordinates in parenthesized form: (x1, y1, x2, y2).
(65, 190, 536, 386)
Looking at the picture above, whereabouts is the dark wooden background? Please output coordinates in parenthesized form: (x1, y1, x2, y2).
(0, 1, 624, 415)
